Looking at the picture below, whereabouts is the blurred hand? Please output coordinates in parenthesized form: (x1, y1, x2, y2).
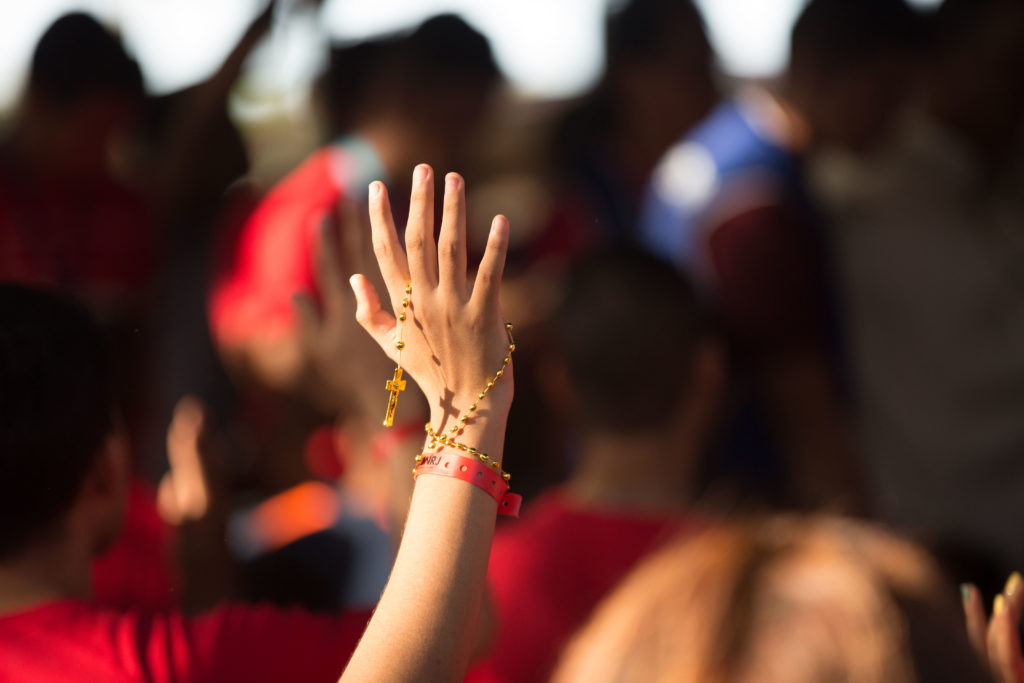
(352, 164, 512, 428)
(963, 573, 1024, 683)
(158, 396, 211, 525)
(293, 200, 393, 414)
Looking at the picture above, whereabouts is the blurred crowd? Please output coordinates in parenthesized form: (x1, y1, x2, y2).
(1, 0, 1024, 680)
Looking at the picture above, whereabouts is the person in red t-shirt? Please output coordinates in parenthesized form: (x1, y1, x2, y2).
(210, 14, 501, 396)
(0, 13, 153, 308)
(466, 248, 724, 682)
(0, 167, 518, 682)
(0, 284, 368, 683)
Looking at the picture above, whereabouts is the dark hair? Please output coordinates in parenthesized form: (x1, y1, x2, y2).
(553, 248, 706, 433)
(929, 0, 1023, 50)
(321, 39, 396, 134)
(29, 12, 143, 105)
(0, 285, 115, 559)
(606, 0, 710, 63)
(400, 14, 498, 86)
(320, 14, 498, 134)
(790, 0, 924, 76)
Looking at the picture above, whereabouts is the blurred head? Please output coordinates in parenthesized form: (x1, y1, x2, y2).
(0, 285, 128, 562)
(604, 0, 717, 136)
(925, 0, 1024, 156)
(555, 516, 990, 683)
(548, 247, 720, 439)
(788, 0, 924, 152)
(321, 14, 500, 174)
(22, 12, 144, 172)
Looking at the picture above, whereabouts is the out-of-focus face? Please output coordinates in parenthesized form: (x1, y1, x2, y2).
(408, 81, 496, 173)
(940, 4, 1024, 144)
(31, 92, 141, 175)
(814, 52, 917, 153)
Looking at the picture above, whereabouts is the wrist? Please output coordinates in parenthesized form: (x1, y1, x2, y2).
(423, 409, 509, 466)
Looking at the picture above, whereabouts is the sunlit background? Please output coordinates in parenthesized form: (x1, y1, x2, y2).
(0, 0, 943, 115)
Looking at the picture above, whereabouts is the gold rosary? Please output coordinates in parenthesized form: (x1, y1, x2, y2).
(382, 284, 411, 427)
(419, 322, 516, 482)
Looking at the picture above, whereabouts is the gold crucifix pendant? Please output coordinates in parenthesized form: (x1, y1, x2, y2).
(383, 367, 407, 427)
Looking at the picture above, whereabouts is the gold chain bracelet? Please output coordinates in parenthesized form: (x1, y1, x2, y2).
(421, 322, 516, 482)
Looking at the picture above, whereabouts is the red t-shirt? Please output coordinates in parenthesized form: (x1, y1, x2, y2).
(209, 139, 384, 348)
(0, 154, 154, 296)
(92, 479, 180, 611)
(466, 490, 706, 683)
(0, 600, 369, 683)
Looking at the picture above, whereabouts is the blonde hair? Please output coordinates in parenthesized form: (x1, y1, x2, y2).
(553, 516, 989, 683)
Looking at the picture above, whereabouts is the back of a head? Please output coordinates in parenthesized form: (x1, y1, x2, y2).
(323, 13, 498, 134)
(0, 285, 114, 560)
(606, 0, 710, 67)
(28, 12, 143, 105)
(790, 0, 923, 79)
(399, 14, 498, 89)
(925, 0, 1024, 136)
(554, 517, 991, 683)
(553, 248, 705, 434)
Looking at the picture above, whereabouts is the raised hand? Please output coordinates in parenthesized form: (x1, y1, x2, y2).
(963, 574, 1024, 683)
(158, 396, 211, 525)
(293, 200, 394, 414)
(351, 164, 512, 433)
(340, 165, 513, 683)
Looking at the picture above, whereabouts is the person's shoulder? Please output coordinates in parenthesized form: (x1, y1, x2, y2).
(253, 146, 345, 216)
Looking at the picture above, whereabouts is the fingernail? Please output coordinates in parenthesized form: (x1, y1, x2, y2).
(961, 583, 972, 604)
(1006, 571, 1022, 596)
(369, 181, 381, 198)
(994, 594, 1007, 616)
(414, 164, 429, 184)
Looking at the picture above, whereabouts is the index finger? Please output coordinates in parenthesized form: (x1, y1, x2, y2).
(367, 181, 411, 309)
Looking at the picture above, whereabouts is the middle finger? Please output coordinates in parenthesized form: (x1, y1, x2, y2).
(405, 163, 438, 290)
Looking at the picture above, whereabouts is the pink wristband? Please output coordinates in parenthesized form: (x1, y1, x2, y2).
(414, 452, 522, 518)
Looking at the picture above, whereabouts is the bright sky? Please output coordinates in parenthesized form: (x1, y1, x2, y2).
(0, 0, 944, 114)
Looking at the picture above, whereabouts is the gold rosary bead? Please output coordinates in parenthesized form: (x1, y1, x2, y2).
(503, 472, 511, 482)
(495, 369, 503, 378)
(395, 340, 405, 350)
(399, 312, 406, 321)
(401, 298, 409, 307)
(414, 454, 424, 464)
(486, 381, 494, 389)
(503, 357, 511, 365)
(405, 284, 412, 294)
(477, 392, 485, 400)
(459, 415, 468, 423)
(469, 403, 477, 411)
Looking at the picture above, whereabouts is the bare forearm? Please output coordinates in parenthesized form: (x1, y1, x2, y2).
(341, 415, 507, 682)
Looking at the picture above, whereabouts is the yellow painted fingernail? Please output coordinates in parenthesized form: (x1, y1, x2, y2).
(1006, 572, 1022, 596)
(994, 594, 1007, 616)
